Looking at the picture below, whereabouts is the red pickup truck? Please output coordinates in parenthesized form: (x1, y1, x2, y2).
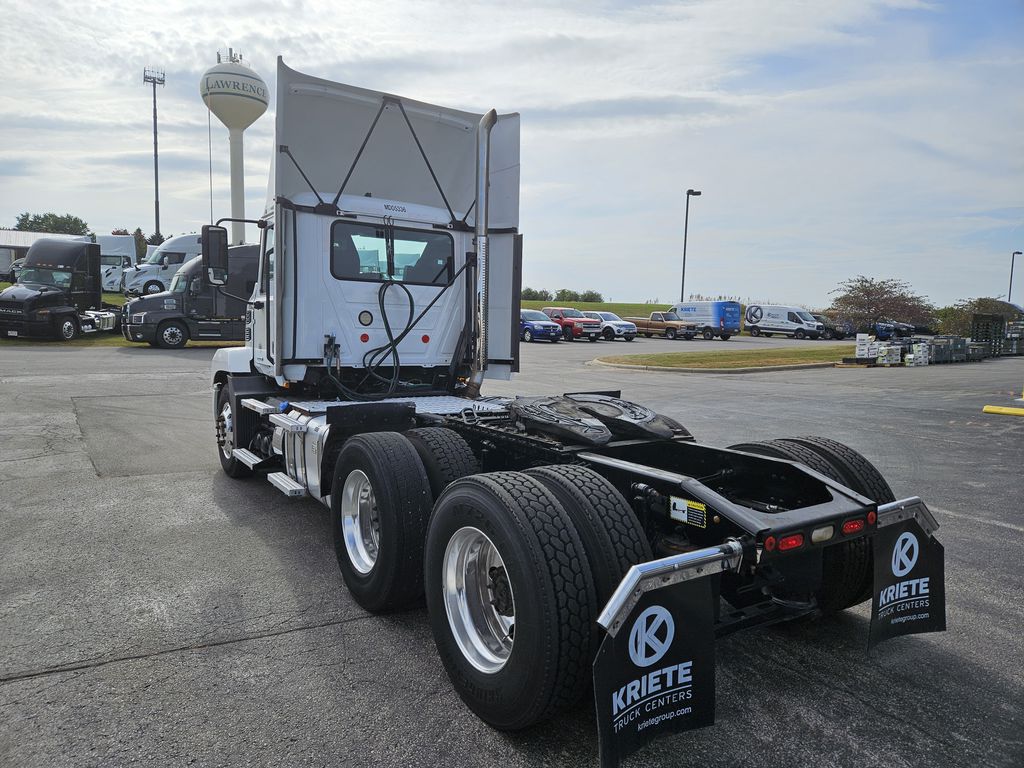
(542, 306, 603, 342)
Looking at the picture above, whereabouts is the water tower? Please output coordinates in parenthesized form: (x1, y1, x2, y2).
(200, 50, 269, 244)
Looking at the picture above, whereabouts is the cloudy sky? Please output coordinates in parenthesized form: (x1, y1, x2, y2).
(1, 0, 1021, 307)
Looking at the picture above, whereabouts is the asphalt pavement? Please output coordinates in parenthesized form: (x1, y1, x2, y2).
(0, 341, 1021, 767)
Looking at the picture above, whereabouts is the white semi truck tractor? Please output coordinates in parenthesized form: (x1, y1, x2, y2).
(208, 60, 946, 758)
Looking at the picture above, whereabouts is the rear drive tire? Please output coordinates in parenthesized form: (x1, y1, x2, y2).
(749, 327, 761, 337)
(426, 473, 597, 730)
(215, 386, 251, 479)
(702, 329, 714, 340)
(404, 427, 480, 501)
(525, 465, 652, 605)
(727, 438, 878, 613)
(332, 432, 432, 613)
(156, 320, 189, 349)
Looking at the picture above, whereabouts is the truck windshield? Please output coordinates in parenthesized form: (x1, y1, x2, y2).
(331, 220, 453, 285)
(145, 250, 182, 265)
(561, 309, 584, 318)
(663, 312, 681, 321)
(18, 267, 72, 289)
(169, 271, 190, 293)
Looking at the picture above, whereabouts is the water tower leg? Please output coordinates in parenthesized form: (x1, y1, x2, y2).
(229, 128, 245, 244)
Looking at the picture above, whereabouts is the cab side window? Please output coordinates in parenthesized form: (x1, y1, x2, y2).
(788, 312, 799, 323)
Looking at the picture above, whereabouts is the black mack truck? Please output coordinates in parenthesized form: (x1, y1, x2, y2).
(205, 60, 947, 766)
(0, 239, 120, 341)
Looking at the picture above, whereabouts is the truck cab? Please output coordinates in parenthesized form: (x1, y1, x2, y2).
(0, 239, 119, 340)
(122, 245, 258, 348)
(121, 234, 202, 295)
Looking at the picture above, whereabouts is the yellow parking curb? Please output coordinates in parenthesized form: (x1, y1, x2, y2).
(982, 405, 1024, 417)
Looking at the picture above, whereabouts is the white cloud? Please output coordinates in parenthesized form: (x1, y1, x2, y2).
(0, 0, 1020, 305)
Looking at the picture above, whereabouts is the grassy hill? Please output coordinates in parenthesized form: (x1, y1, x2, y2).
(521, 300, 673, 318)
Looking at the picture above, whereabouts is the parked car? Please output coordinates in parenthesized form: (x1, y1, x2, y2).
(860, 321, 897, 340)
(519, 309, 562, 343)
(811, 313, 851, 340)
(541, 306, 602, 341)
(880, 318, 916, 338)
(622, 311, 697, 340)
(744, 304, 823, 339)
(670, 300, 741, 340)
(582, 310, 637, 341)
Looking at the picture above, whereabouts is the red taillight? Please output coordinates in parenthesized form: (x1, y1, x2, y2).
(359, 333, 369, 343)
(867, 510, 877, 525)
(777, 533, 804, 551)
(842, 519, 865, 535)
(764, 536, 776, 552)
(421, 334, 430, 343)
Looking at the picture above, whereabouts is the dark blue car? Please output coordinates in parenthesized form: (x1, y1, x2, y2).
(520, 309, 562, 342)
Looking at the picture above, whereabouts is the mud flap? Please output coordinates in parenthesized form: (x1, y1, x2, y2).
(593, 542, 742, 767)
(869, 498, 947, 650)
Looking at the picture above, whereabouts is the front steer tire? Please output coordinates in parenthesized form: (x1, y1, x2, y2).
(215, 386, 251, 479)
(332, 432, 432, 613)
(425, 472, 597, 731)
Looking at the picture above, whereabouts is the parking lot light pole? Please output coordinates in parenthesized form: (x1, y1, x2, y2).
(1011, 251, 1022, 304)
(681, 189, 701, 303)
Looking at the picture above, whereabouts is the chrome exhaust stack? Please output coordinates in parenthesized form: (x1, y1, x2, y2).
(465, 108, 497, 398)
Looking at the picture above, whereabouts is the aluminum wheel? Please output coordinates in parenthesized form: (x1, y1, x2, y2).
(161, 325, 184, 347)
(442, 526, 515, 674)
(60, 319, 77, 340)
(341, 469, 380, 574)
(217, 400, 234, 459)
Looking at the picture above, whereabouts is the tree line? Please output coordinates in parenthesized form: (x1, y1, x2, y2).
(522, 287, 604, 303)
(11, 212, 167, 260)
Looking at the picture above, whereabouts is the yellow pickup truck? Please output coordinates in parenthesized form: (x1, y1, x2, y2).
(623, 311, 698, 340)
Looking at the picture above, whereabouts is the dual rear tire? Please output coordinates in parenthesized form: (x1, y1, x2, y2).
(328, 428, 649, 730)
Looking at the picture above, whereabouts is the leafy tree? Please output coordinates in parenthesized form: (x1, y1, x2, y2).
(132, 228, 148, 259)
(934, 298, 1022, 336)
(554, 288, 580, 302)
(15, 212, 90, 235)
(521, 286, 552, 301)
(579, 290, 604, 303)
(828, 276, 935, 328)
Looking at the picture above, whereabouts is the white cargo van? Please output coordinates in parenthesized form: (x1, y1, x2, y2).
(121, 234, 202, 295)
(744, 304, 824, 339)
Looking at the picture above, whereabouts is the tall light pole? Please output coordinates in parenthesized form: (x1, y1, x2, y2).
(1011, 251, 1022, 304)
(680, 188, 701, 303)
(143, 68, 165, 238)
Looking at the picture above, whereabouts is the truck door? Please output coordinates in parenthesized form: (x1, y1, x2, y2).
(189, 274, 223, 339)
(252, 223, 274, 373)
(70, 254, 98, 311)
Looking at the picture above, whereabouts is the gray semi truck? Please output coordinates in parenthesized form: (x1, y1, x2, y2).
(121, 245, 258, 348)
(205, 60, 946, 761)
(0, 239, 120, 340)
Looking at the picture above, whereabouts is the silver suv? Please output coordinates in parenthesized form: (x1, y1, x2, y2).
(582, 311, 637, 341)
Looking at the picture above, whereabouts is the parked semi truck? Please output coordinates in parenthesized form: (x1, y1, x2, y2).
(121, 246, 258, 348)
(0, 239, 120, 340)
(122, 234, 203, 295)
(207, 60, 946, 759)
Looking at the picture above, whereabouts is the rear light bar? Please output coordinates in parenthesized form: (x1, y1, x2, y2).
(842, 518, 865, 535)
(777, 533, 804, 551)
